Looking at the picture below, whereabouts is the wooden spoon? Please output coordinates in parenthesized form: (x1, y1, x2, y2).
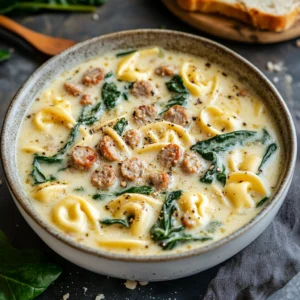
(0, 15, 77, 56)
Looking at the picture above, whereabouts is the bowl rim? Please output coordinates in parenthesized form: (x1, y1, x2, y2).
(1, 29, 297, 262)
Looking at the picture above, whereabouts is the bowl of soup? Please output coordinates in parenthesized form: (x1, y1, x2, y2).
(1, 30, 296, 281)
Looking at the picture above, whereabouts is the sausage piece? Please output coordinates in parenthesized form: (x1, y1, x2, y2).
(181, 152, 203, 174)
(123, 130, 141, 149)
(120, 157, 144, 181)
(155, 65, 175, 77)
(64, 82, 83, 96)
(158, 144, 183, 168)
(71, 146, 97, 170)
(163, 105, 190, 127)
(80, 94, 94, 105)
(82, 68, 104, 86)
(131, 80, 154, 97)
(98, 135, 120, 161)
(91, 165, 116, 189)
(133, 105, 157, 126)
(148, 172, 171, 191)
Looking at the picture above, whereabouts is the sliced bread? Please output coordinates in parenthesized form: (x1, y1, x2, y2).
(177, 0, 300, 32)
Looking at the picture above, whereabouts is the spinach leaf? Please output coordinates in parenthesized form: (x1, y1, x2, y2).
(100, 216, 132, 228)
(258, 143, 277, 172)
(102, 82, 121, 110)
(256, 197, 269, 208)
(166, 75, 187, 94)
(92, 193, 112, 200)
(115, 186, 155, 196)
(150, 190, 212, 250)
(0, 0, 107, 14)
(113, 117, 128, 136)
(191, 130, 258, 185)
(0, 231, 62, 300)
(74, 187, 84, 192)
(116, 50, 137, 57)
(161, 75, 189, 113)
(205, 220, 222, 234)
(0, 50, 11, 63)
(104, 71, 113, 79)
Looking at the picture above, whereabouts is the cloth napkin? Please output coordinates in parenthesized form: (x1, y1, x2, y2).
(203, 174, 300, 300)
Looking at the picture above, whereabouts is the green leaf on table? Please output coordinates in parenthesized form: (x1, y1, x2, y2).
(0, 50, 11, 63)
(0, 230, 62, 300)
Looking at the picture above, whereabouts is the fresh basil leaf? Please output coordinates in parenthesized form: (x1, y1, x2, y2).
(0, 231, 62, 300)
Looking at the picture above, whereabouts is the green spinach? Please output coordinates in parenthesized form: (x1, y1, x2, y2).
(0, 231, 62, 300)
(113, 117, 128, 136)
(258, 143, 277, 172)
(150, 191, 211, 250)
(116, 50, 137, 57)
(115, 186, 154, 196)
(100, 216, 132, 228)
(0, 50, 10, 63)
(256, 196, 269, 208)
(102, 82, 121, 110)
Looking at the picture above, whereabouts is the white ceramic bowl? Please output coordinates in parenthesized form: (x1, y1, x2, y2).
(1, 30, 297, 281)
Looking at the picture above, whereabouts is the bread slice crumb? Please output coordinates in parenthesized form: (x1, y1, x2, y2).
(95, 294, 105, 300)
(139, 281, 149, 286)
(124, 280, 138, 290)
(266, 61, 285, 73)
(62, 293, 70, 300)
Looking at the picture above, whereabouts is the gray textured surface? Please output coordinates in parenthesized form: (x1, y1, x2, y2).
(0, 0, 299, 299)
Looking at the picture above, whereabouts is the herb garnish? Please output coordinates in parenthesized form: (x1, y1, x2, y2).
(116, 50, 137, 57)
(0, 230, 62, 300)
(151, 191, 211, 250)
(102, 82, 121, 110)
(0, 0, 107, 14)
(191, 130, 257, 185)
(113, 117, 128, 136)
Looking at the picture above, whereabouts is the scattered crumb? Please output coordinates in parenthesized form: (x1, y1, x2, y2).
(83, 287, 88, 293)
(266, 61, 285, 73)
(273, 76, 279, 83)
(92, 13, 99, 21)
(285, 74, 293, 84)
(62, 293, 70, 300)
(95, 294, 105, 300)
(296, 39, 300, 48)
(124, 280, 138, 290)
(139, 281, 149, 286)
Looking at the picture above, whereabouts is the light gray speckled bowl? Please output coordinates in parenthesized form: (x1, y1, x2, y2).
(1, 30, 297, 281)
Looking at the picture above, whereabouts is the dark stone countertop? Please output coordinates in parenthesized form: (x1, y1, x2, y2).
(0, 1, 299, 299)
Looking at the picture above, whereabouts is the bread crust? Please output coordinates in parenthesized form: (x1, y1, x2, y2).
(177, 0, 300, 32)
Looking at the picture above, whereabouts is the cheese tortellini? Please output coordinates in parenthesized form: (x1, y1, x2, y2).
(106, 194, 162, 237)
(228, 150, 261, 173)
(32, 181, 67, 202)
(52, 196, 99, 233)
(224, 172, 267, 210)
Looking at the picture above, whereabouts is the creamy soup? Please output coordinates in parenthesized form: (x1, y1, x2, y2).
(17, 47, 282, 255)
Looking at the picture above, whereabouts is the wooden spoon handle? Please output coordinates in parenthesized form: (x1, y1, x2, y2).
(0, 15, 76, 56)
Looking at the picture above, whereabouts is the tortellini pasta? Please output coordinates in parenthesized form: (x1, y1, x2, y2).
(180, 62, 219, 100)
(198, 105, 239, 136)
(116, 47, 160, 82)
(106, 194, 162, 237)
(224, 172, 267, 210)
(32, 181, 67, 202)
(178, 192, 210, 228)
(52, 196, 99, 233)
(228, 150, 261, 173)
(33, 98, 76, 131)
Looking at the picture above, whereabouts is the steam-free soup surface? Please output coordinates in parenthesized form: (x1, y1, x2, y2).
(17, 47, 282, 255)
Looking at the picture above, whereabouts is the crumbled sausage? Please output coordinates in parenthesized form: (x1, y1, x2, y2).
(91, 165, 116, 189)
(123, 130, 141, 149)
(181, 152, 203, 174)
(98, 135, 120, 161)
(181, 216, 197, 229)
(148, 172, 171, 191)
(163, 105, 190, 127)
(155, 65, 175, 77)
(64, 82, 83, 96)
(158, 144, 183, 168)
(131, 80, 154, 97)
(133, 105, 157, 126)
(80, 94, 94, 105)
(120, 157, 144, 181)
(82, 68, 104, 86)
(71, 146, 97, 170)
